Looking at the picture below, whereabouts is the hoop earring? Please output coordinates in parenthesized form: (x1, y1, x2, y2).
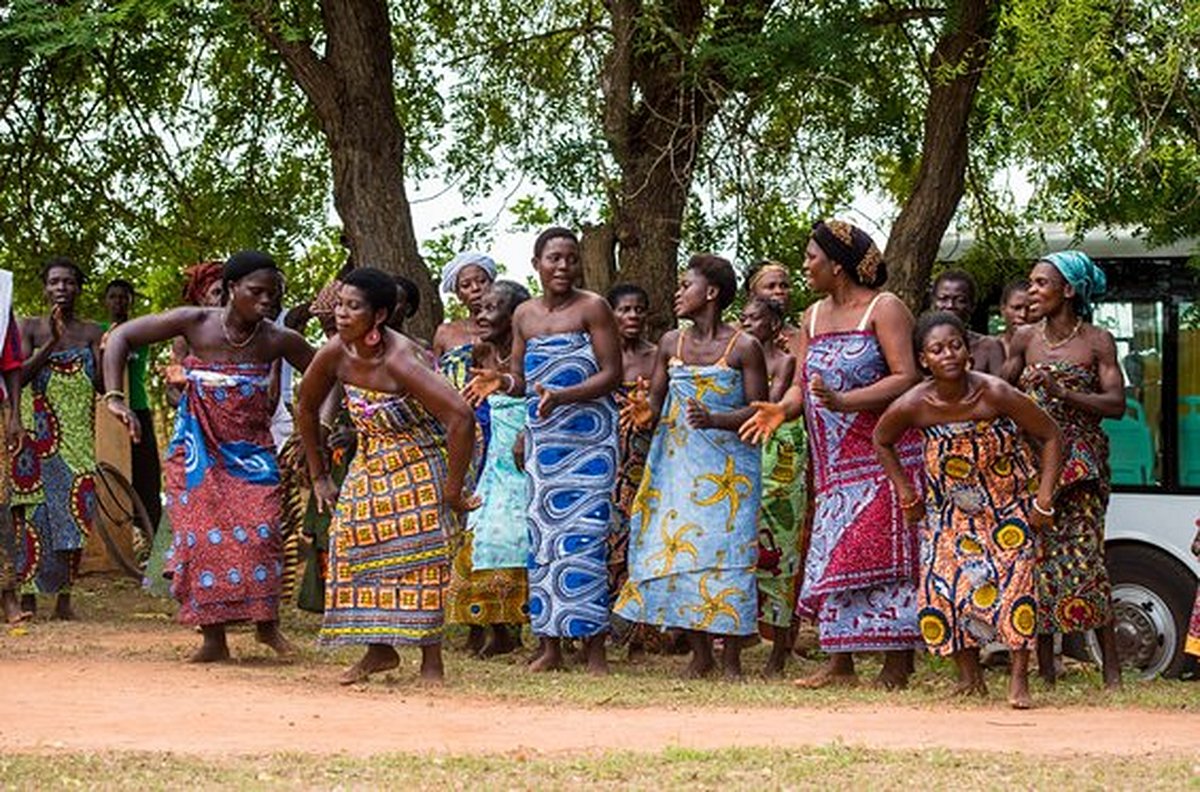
(365, 326, 381, 347)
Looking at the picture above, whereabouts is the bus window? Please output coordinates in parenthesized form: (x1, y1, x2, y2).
(1095, 301, 1162, 486)
(1178, 301, 1200, 488)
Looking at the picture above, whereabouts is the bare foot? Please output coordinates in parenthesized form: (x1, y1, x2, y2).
(528, 652, 564, 673)
(1008, 678, 1033, 709)
(19, 593, 36, 617)
(683, 653, 715, 679)
(2, 592, 31, 624)
(947, 679, 988, 698)
(339, 645, 400, 685)
(873, 650, 912, 691)
(529, 639, 564, 672)
(465, 625, 486, 656)
(479, 625, 519, 658)
(420, 645, 445, 684)
(255, 622, 297, 658)
(53, 594, 76, 621)
(584, 635, 608, 676)
(763, 640, 790, 679)
(626, 643, 647, 664)
(189, 639, 231, 663)
(792, 666, 858, 689)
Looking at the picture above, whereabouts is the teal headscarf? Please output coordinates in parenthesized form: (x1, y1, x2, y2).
(1041, 250, 1106, 320)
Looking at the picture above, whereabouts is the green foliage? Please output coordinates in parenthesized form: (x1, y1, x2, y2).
(0, 0, 333, 319)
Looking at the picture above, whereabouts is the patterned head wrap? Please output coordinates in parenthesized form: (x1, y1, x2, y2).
(182, 260, 224, 305)
(811, 219, 886, 288)
(1041, 250, 1107, 320)
(309, 277, 343, 318)
(747, 262, 789, 293)
(440, 251, 497, 295)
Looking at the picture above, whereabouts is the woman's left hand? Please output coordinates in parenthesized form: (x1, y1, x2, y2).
(534, 383, 560, 418)
(809, 373, 844, 411)
(1029, 499, 1055, 531)
(447, 490, 482, 513)
(685, 398, 713, 429)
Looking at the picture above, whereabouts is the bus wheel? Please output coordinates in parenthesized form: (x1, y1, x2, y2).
(1086, 544, 1196, 680)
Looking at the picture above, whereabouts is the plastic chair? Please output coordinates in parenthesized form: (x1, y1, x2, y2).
(1102, 397, 1154, 485)
(1178, 396, 1200, 487)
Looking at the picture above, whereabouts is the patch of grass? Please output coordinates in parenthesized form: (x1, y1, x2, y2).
(1, 746, 1197, 790)
(6, 575, 1197, 713)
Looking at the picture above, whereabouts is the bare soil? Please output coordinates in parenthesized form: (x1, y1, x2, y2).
(1, 650, 1194, 758)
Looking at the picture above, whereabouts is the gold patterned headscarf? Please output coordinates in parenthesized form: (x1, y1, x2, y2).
(811, 219, 886, 288)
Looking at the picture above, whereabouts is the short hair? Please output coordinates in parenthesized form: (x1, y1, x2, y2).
(392, 275, 420, 319)
(687, 254, 737, 310)
(745, 296, 784, 330)
(489, 280, 531, 314)
(932, 269, 977, 307)
(40, 256, 85, 285)
(914, 310, 968, 361)
(606, 283, 649, 309)
(1001, 278, 1030, 305)
(223, 250, 279, 289)
(105, 278, 135, 297)
(341, 267, 398, 318)
(533, 226, 578, 258)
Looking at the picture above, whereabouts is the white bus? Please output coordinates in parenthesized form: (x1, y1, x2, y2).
(940, 226, 1200, 679)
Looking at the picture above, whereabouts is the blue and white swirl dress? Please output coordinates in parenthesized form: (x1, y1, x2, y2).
(524, 332, 619, 638)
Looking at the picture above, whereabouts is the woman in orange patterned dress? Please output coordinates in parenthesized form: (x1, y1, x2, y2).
(297, 268, 478, 684)
(875, 312, 1063, 708)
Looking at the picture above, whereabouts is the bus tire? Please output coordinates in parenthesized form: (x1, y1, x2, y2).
(1094, 543, 1196, 680)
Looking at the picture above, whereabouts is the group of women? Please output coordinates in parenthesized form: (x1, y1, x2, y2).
(32, 216, 1191, 708)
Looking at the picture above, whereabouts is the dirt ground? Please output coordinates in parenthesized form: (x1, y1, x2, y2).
(2, 641, 1196, 758)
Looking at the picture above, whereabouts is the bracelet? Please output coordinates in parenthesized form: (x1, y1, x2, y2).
(1032, 499, 1055, 517)
(319, 420, 335, 434)
(102, 390, 126, 403)
(502, 373, 516, 394)
(899, 493, 922, 510)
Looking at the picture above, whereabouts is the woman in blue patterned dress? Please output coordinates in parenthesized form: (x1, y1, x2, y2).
(472, 227, 622, 675)
(616, 255, 767, 679)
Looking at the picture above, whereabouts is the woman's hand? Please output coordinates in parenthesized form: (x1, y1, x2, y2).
(512, 431, 526, 472)
(312, 473, 340, 514)
(5, 411, 23, 451)
(809, 373, 844, 411)
(1029, 497, 1055, 531)
(534, 383, 560, 418)
(685, 397, 714, 429)
(463, 367, 505, 408)
(1191, 525, 1200, 559)
(447, 490, 482, 513)
(105, 398, 142, 443)
(738, 401, 785, 444)
(899, 491, 925, 525)
(1033, 367, 1065, 400)
(49, 305, 64, 347)
(616, 382, 653, 430)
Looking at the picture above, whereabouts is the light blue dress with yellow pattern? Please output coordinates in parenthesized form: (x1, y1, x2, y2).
(615, 330, 761, 636)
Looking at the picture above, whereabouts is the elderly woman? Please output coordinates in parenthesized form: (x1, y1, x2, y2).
(1003, 250, 1125, 689)
(741, 220, 923, 690)
(432, 251, 498, 386)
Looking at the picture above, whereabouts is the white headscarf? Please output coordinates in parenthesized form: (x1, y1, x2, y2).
(440, 251, 497, 294)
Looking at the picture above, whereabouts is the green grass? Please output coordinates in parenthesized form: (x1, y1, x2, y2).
(1, 746, 1198, 790)
(6, 575, 1199, 713)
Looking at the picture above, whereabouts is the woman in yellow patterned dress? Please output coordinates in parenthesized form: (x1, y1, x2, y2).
(875, 312, 1063, 708)
(297, 268, 478, 684)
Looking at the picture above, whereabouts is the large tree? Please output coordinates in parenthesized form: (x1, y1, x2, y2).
(243, 0, 443, 338)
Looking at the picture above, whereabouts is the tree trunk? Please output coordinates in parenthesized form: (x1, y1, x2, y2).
(600, 0, 769, 338)
(885, 0, 997, 311)
(579, 221, 616, 295)
(244, 0, 442, 339)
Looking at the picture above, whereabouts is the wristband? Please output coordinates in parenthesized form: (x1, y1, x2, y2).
(502, 373, 516, 395)
(1032, 499, 1055, 517)
(899, 493, 922, 510)
(102, 390, 127, 403)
